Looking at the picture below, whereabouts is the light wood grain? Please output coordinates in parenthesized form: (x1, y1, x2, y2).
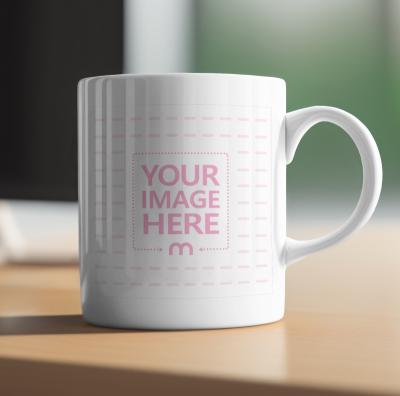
(0, 223, 399, 396)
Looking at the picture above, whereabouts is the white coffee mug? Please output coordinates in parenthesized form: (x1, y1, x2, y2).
(78, 73, 382, 329)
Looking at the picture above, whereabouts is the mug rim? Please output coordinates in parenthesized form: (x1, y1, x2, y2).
(78, 72, 286, 85)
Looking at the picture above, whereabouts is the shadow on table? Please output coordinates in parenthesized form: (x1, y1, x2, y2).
(0, 355, 343, 396)
(0, 315, 134, 335)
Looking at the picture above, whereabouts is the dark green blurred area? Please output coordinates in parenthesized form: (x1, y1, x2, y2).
(194, 0, 399, 216)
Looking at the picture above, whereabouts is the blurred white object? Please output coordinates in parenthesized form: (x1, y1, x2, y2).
(0, 200, 78, 263)
(124, 0, 194, 73)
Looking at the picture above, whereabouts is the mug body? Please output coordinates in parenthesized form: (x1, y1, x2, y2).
(78, 73, 286, 329)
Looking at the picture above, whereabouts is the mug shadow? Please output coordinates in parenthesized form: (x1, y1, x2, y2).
(0, 315, 137, 336)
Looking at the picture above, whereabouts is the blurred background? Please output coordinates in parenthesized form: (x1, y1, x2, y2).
(0, 0, 398, 262)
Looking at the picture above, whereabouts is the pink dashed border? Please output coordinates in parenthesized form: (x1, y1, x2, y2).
(97, 116, 270, 124)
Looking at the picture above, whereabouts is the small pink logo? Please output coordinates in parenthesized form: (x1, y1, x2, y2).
(168, 242, 194, 256)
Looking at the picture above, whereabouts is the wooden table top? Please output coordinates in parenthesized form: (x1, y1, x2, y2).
(0, 223, 399, 396)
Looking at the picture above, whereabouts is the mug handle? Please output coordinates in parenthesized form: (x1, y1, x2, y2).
(285, 106, 382, 266)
